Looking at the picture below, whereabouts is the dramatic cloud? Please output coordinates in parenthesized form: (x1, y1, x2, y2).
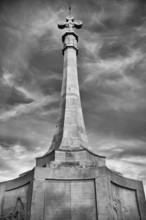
(0, 0, 146, 194)
(0, 95, 57, 121)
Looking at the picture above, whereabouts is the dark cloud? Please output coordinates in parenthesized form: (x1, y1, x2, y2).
(83, 0, 146, 32)
(82, 87, 146, 141)
(39, 78, 61, 95)
(99, 41, 130, 59)
(6, 88, 33, 106)
(30, 49, 62, 75)
(0, 135, 32, 149)
(0, 83, 33, 108)
(107, 142, 146, 160)
(133, 34, 146, 52)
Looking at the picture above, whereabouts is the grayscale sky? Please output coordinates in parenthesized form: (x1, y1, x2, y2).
(0, 0, 146, 193)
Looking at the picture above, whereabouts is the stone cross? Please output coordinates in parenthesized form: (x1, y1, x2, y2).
(58, 15, 83, 32)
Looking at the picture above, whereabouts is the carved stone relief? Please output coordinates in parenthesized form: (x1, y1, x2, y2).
(0, 198, 25, 220)
(112, 195, 128, 220)
(64, 35, 77, 48)
(49, 160, 98, 168)
(111, 182, 140, 220)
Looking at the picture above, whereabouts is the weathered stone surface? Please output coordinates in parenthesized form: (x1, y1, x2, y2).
(0, 170, 34, 220)
(44, 181, 71, 220)
(71, 180, 97, 220)
(3, 185, 29, 219)
(0, 166, 145, 220)
(30, 179, 45, 220)
(49, 43, 89, 151)
(111, 182, 140, 219)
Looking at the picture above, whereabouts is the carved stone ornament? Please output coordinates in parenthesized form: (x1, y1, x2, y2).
(49, 160, 98, 168)
(64, 35, 77, 48)
(58, 15, 82, 32)
(0, 198, 25, 220)
(112, 195, 128, 220)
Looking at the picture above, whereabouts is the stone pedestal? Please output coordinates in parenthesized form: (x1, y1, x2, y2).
(0, 150, 145, 220)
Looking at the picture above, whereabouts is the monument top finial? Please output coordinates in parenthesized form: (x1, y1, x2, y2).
(68, 0, 71, 16)
(58, 6, 83, 32)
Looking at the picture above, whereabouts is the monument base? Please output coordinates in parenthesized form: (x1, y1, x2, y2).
(0, 150, 145, 220)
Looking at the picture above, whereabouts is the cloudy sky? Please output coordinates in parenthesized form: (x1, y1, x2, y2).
(0, 0, 146, 193)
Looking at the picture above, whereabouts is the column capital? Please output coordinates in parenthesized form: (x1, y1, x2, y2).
(62, 32, 78, 55)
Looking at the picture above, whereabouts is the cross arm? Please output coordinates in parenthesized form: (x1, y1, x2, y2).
(58, 21, 66, 29)
(74, 20, 83, 29)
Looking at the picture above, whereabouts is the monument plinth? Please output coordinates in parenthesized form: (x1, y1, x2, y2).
(0, 12, 145, 220)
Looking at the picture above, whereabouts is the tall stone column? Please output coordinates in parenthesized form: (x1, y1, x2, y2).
(49, 15, 89, 151)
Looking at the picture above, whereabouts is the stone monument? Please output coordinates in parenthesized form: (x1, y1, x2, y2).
(0, 11, 145, 220)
